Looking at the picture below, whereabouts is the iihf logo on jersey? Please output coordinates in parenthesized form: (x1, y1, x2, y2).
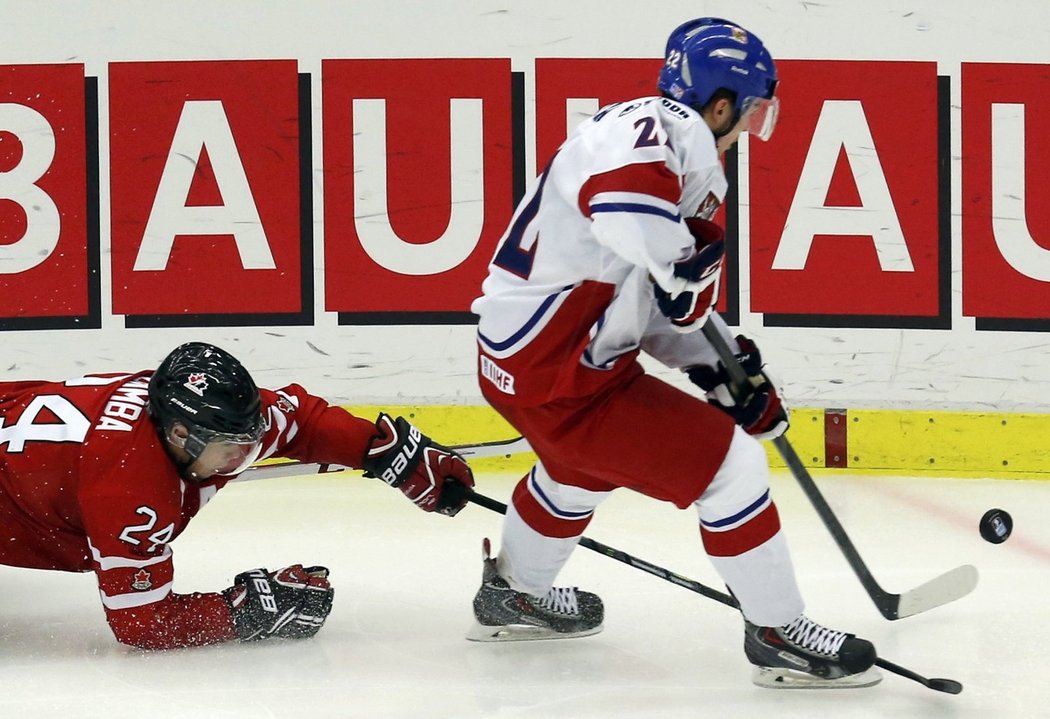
(184, 372, 210, 396)
(481, 355, 516, 394)
(131, 569, 153, 591)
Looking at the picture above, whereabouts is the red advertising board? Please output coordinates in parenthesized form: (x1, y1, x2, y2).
(2, 55, 1047, 332)
(962, 63, 1050, 323)
(749, 60, 943, 323)
(0, 64, 92, 327)
(534, 58, 662, 170)
(322, 58, 513, 319)
(109, 60, 304, 321)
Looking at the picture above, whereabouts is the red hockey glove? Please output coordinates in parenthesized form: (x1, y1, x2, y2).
(223, 564, 334, 642)
(686, 335, 789, 440)
(654, 218, 725, 333)
(362, 413, 475, 517)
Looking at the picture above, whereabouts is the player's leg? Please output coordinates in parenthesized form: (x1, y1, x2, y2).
(496, 461, 613, 594)
(694, 427, 879, 688)
(467, 460, 612, 642)
(469, 369, 726, 641)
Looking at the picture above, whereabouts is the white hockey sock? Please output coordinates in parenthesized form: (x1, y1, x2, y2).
(498, 499, 581, 596)
(707, 530, 804, 627)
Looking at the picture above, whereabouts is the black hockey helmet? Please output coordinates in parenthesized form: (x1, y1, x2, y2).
(148, 342, 265, 463)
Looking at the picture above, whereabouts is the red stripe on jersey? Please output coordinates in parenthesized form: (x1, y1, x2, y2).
(95, 553, 175, 604)
(511, 474, 594, 539)
(699, 502, 782, 557)
(578, 161, 681, 218)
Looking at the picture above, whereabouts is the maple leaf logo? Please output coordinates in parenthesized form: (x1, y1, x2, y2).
(183, 372, 210, 396)
(131, 569, 153, 591)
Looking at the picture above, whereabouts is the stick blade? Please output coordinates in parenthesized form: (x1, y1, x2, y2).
(928, 678, 963, 695)
(895, 564, 979, 619)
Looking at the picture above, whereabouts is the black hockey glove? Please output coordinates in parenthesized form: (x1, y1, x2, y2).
(362, 413, 475, 516)
(223, 564, 335, 642)
(654, 218, 725, 332)
(686, 335, 789, 440)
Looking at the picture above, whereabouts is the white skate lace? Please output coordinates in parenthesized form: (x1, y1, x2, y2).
(537, 587, 579, 615)
(782, 615, 847, 656)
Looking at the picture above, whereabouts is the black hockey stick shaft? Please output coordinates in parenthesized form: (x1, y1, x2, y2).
(463, 487, 960, 694)
(773, 434, 897, 615)
(700, 323, 908, 620)
(465, 490, 739, 609)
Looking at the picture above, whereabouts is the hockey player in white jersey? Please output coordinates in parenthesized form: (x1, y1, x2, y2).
(468, 18, 880, 688)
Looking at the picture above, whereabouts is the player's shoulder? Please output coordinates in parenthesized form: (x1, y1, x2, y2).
(587, 96, 673, 132)
(653, 98, 719, 166)
(589, 96, 701, 131)
(581, 96, 714, 166)
(80, 395, 174, 490)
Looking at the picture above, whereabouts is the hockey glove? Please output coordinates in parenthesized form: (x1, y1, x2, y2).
(686, 335, 789, 441)
(223, 564, 335, 642)
(362, 413, 476, 517)
(654, 218, 725, 333)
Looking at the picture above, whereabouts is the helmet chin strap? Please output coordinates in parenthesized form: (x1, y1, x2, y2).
(155, 422, 207, 481)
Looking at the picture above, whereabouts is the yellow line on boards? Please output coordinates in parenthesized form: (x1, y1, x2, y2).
(311, 405, 1050, 479)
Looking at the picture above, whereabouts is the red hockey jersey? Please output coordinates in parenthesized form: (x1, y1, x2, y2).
(0, 371, 376, 649)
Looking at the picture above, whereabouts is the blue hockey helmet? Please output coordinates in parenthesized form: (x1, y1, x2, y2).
(657, 18, 779, 140)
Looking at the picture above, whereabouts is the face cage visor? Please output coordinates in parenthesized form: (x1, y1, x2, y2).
(182, 420, 266, 477)
(740, 95, 779, 142)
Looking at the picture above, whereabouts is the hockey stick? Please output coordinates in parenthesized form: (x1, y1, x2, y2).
(464, 488, 961, 694)
(699, 322, 978, 620)
(239, 451, 961, 692)
(241, 435, 533, 482)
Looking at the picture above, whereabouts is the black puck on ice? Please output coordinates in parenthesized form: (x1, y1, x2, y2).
(979, 508, 1012, 544)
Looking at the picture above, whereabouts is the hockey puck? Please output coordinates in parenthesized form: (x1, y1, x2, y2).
(979, 508, 1012, 544)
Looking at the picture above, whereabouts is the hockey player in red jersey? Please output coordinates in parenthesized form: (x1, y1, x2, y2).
(467, 18, 880, 688)
(0, 341, 473, 649)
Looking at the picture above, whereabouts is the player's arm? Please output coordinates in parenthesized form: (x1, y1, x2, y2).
(86, 489, 335, 650)
(253, 386, 475, 516)
(578, 119, 726, 331)
(92, 543, 334, 649)
(581, 152, 697, 287)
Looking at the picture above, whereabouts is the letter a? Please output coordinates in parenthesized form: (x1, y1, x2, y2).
(135, 100, 275, 271)
(774, 100, 913, 272)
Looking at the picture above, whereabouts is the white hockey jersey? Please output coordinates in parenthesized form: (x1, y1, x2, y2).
(473, 96, 730, 406)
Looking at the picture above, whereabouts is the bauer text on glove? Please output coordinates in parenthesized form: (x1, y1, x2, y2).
(362, 413, 475, 516)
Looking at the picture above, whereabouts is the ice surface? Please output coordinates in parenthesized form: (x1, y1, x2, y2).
(1, 471, 1045, 718)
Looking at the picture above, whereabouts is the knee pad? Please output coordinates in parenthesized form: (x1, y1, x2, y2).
(510, 462, 612, 538)
(693, 427, 777, 553)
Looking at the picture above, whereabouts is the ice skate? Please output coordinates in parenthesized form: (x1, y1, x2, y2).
(744, 615, 881, 689)
(466, 539, 604, 642)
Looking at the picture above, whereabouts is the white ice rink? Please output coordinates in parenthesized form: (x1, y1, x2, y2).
(1, 469, 1046, 719)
